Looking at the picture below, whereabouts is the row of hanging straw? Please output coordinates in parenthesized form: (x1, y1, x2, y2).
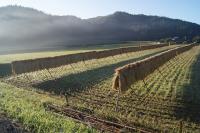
(11, 44, 168, 75)
(112, 44, 194, 92)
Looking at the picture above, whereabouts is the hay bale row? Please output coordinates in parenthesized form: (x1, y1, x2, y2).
(112, 44, 194, 92)
(11, 52, 93, 74)
(11, 44, 168, 75)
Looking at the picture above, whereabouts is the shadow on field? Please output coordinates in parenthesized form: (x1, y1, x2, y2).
(0, 64, 12, 78)
(174, 54, 200, 123)
(33, 50, 167, 95)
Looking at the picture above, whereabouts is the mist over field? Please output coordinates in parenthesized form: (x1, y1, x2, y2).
(0, 6, 200, 54)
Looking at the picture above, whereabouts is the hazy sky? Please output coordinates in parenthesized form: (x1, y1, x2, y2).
(0, 0, 200, 24)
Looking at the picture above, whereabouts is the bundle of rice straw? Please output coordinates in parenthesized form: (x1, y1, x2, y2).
(112, 44, 194, 92)
(11, 43, 168, 75)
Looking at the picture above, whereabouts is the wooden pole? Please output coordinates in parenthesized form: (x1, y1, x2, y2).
(115, 90, 120, 112)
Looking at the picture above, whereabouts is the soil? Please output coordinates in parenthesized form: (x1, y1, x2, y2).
(0, 113, 28, 133)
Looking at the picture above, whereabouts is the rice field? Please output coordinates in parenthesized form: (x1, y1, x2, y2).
(1, 44, 200, 132)
(0, 41, 160, 77)
(4, 45, 175, 88)
(0, 41, 153, 64)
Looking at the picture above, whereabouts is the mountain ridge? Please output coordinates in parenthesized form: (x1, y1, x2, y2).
(0, 5, 200, 54)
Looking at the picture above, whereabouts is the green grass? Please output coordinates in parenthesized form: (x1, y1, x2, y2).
(0, 82, 96, 133)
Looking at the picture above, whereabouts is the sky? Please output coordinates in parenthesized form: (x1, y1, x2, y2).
(0, 0, 200, 24)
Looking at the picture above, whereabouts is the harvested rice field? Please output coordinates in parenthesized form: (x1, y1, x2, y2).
(1, 44, 200, 132)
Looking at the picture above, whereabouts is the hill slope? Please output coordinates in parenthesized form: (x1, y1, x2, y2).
(0, 6, 200, 53)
